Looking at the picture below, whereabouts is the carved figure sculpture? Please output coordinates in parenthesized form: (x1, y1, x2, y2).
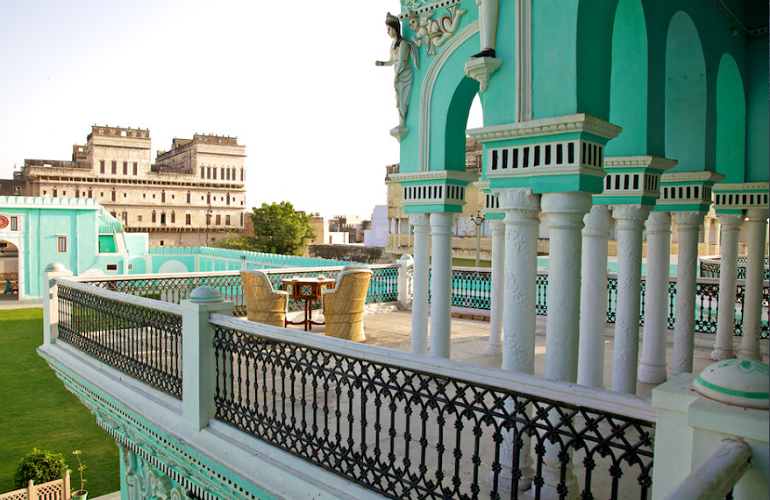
(376, 12, 420, 128)
(474, 0, 499, 58)
(409, 5, 467, 56)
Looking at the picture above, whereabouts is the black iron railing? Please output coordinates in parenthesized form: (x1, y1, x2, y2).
(212, 323, 655, 500)
(57, 282, 183, 398)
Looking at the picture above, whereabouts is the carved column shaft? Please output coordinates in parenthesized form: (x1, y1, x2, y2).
(611, 205, 651, 394)
(486, 220, 506, 356)
(495, 189, 541, 374)
(711, 214, 743, 360)
(578, 205, 612, 388)
(672, 211, 705, 375)
(542, 192, 592, 383)
(410, 215, 430, 355)
(429, 212, 455, 358)
(739, 209, 768, 361)
(639, 211, 672, 384)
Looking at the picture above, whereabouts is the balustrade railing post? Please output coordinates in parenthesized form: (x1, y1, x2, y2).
(42, 263, 73, 346)
(181, 286, 233, 430)
(396, 254, 414, 310)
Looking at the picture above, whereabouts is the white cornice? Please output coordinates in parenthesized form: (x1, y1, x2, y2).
(604, 156, 677, 172)
(660, 171, 725, 184)
(713, 182, 769, 193)
(467, 114, 622, 143)
(389, 170, 480, 184)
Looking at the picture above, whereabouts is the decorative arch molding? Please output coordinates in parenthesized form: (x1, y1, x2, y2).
(419, 20, 479, 171)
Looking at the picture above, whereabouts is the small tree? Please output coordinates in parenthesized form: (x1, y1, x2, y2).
(250, 201, 316, 256)
(14, 449, 68, 488)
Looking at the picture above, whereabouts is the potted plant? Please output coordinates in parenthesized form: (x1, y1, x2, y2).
(71, 450, 88, 500)
(13, 448, 68, 488)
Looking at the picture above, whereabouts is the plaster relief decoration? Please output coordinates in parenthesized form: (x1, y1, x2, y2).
(125, 450, 188, 500)
(408, 5, 467, 56)
(376, 12, 420, 142)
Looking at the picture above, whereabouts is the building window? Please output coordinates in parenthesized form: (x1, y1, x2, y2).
(111, 190, 117, 202)
(152, 211, 156, 223)
(88, 189, 93, 198)
(75, 190, 79, 198)
(215, 214, 221, 225)
(227, 194, 231, 205)
(207, 193, 211, 204)
(201, 168, 205, 179)
(106, 264, 118, 271)
(160, 213, 166, 224)
(143, 193, 146, 199)
(225, 215, 230, 226)
(240, 168, 244, 181)
(161, 191, 166, 203)
(171, 212, 175, 223)
(110, 211, 117, 218)
(207, 167, 211, 179)
(220, 167, 224, 179)
(123, 193, 127, 198)
(111, 161, 117, 174)
(213, 168, 217, 180)
(123, 162, 128, 175)
(100, 160, 105, 174)
(10, 217, 18, 231)
(186, 192, 191, 203)
(186, 214, 191, 225)
(57, 236, 67, 253)
(240, 213, 244, 227)
(53, 189, 58, 197)
(226, 169, 230, 180)
(133, 162, 138, 175)
(138, 215, 143, 222)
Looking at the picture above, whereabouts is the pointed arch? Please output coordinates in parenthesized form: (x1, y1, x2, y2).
(715, 54, 746, 183)
(606, 0, 648, 156)
(664, 12, 707, 172)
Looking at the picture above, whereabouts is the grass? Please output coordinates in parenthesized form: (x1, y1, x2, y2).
(0, 308, 120, 497)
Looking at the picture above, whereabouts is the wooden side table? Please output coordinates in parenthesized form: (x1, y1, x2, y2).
(281, 276, 336, 331)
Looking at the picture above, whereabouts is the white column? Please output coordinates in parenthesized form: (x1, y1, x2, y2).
(711, 214, 743, 360)
(539, 191, 591, 500)
(542, 192, 593, 382)
(410, 214, 430, 355)
(739, 209, 768, 361)
(496, 188, 541, 374)
(429, 212, 454, 358)
(611, 204, 651, 394)
(639, 211, 672, 384)
(492, 188, 540, 494)
(672, 211, 705, 375)
(486, 220, 505, 356)
(578, 205, 611, 388)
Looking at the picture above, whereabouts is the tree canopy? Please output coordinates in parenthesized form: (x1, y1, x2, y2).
(250, 201, 316, 255)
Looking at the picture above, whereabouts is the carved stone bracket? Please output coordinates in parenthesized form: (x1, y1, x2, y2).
(390, 125, 409, 143)
(464, 56, 502, 92)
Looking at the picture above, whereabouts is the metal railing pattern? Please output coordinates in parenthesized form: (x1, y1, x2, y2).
(76, 266, 400, 317)
(212, 323, 655, 500)
(56, 282, 183, 398)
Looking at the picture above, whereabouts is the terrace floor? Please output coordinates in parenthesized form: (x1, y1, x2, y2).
(284, 304, 768, 401)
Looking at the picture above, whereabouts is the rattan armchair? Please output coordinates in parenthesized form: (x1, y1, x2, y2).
(240, 269, 289, 327)
(322, 268, 372, 341)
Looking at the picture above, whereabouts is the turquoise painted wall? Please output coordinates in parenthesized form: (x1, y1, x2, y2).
(745, 36, 769, 182)
(715, 54, 746, 183)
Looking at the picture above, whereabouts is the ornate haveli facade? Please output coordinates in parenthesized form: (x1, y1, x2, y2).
(1, 125, 247, 247)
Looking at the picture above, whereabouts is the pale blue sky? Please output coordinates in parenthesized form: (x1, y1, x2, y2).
(0, 0, 419, 219)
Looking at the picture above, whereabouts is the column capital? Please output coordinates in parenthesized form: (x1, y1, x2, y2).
(746, 207, 769, 221)
(429, 212, 454, 234)
(673, 210, 705, 229)
(541, 192, 592, 230)
(582, 205, 612, 238)
(646, 211, 672, 235)
(492, 187, 540, 212)
(612, 204, 651, 232)
(717, 213, 744, 230)
(488, 219, 505, 233)
(409, 213, 430, 227)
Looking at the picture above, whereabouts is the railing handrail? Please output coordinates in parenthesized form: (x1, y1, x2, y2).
(662, 439, 751, 500)
(56, 278, 183, 315)
(210, 313, 656, 422)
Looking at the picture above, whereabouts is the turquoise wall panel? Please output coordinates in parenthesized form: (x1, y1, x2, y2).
(745, 36, 769, 182)
(715, 54, 746, 183)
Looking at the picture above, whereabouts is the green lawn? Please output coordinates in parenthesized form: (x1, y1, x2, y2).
(0, 308, 120, 497)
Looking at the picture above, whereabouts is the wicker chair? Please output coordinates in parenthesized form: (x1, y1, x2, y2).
(240, 270, 289, 327)
(322, 268, 372, 341)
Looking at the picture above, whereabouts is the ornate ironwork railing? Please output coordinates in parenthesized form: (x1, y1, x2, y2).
(450, 268, 492, 309)
(212, 318, 656, 500)
(56, 281, 183, 398)
(699, 256, 770, 280)
(75, 265, 400, 317)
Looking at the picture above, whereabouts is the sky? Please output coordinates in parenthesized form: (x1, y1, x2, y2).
(0, 0, 418, 220)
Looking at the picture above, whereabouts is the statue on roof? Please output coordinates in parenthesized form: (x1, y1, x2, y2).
(376, 12, 420, 130)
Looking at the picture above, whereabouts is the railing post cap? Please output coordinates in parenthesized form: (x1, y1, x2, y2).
(44, 262, 68, 272)
(694, 358, 770, 409)
(398, 254, 414, 262)
(190, 286, 224, 303)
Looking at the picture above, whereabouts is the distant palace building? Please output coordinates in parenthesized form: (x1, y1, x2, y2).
(0, 125, 247, 247)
